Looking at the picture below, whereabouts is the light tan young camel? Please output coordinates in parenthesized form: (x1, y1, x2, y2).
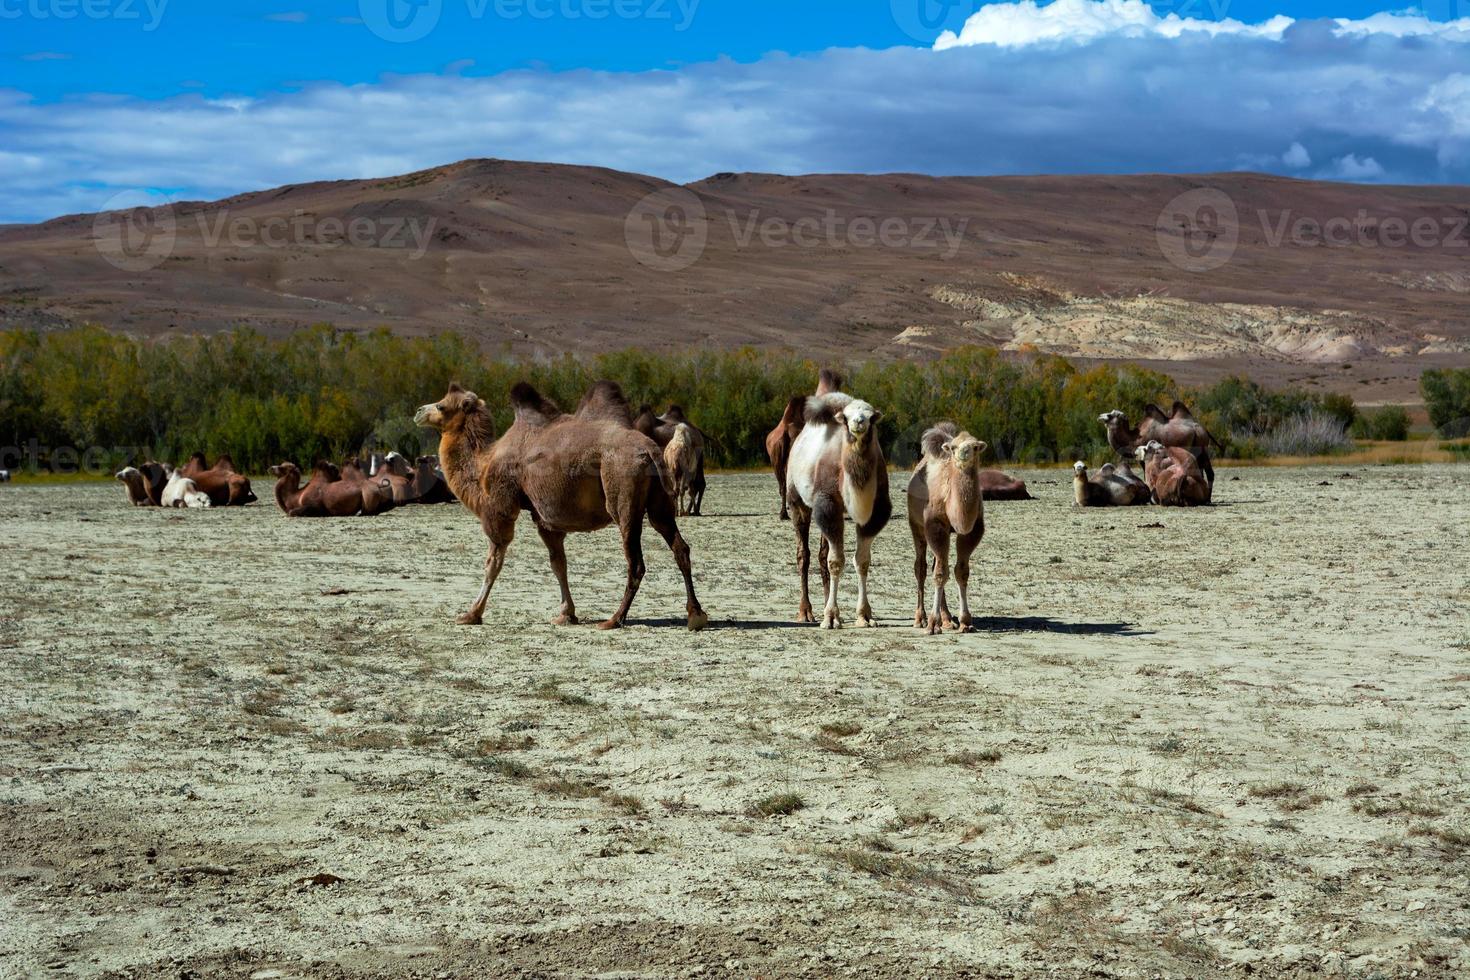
(907, 422, 986, 634)
(415, 381, 708, 631)
(663, 423, 699, 516)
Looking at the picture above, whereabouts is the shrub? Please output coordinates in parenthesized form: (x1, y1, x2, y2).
(1259, 411, 1353, 457)
(1421, 368, 1470, 437)
(1352, 405, 1410, 442)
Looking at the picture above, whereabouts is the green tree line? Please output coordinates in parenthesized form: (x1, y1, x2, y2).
(0, 324, 1407, 475)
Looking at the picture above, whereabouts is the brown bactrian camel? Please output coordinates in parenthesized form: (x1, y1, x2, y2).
(1073, 460, 1150, 507)
(180, 453, 257, 506)
(1101, 402, 1219, 484)
(338, 458, 395, 515)
(409, 454, 457, 504)
(634, 405, 707, 515)
(765, 369, 842, 521)
(786, 385, 890, 628)
(116, 467, 151, 506)
(374, 452, 418, 506)
(415, 381, 708, 631)
(907, 423, 986, 634)
(978, 469, 1032, 501)
(1136, 441, 1212, 506)
(270, 461, 381, 517)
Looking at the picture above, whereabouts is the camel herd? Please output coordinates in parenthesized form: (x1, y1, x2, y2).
(101, 371, 1220, 633)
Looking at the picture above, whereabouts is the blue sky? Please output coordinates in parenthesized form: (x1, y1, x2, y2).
(3, 1, 1470, 220)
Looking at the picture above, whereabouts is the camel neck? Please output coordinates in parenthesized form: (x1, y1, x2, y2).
(274, 474, 300, 512)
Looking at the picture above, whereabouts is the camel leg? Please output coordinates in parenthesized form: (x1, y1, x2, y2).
(817, 537, 831, 606)
(952, 524, 983, 633)
(911, 520, 928, 629)
(925, 521, 952, 635)
(1200, 448, 1215, 485)
(774, 455, 788, 521)
(601, 510, 647, 631)
(791, 501, 815, 624)
(647, 489, 709, 631)
(854, 531, 877, 628)
(538, 526, 577, 626)
(814, 495, 844, 630)
(459, 531, 512, 626)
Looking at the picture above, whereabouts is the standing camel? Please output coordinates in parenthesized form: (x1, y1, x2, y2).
(908, 423, 986, 634)
(663, 423, 699, 516)
(415, 381, 708, 631)
(634, 405, 707, 516)
(765, 369, 843, 521)
(1100, 402, 1218, 484)
(1136, 441, 1212, 506)
(786, 386, 890, 628)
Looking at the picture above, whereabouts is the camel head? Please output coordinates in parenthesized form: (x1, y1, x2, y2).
(1073, 460, 1087, 477)
(944, 432, 986, 471)
(1098, 409, 1128, 432)
(415, 383, 485, 433)
(268, 461, 299, 479)
(116, 466, 140, 483)
(1136, 440, 1166, 462)
(834, 399, 880, 446)
(381, 451, 411, 477)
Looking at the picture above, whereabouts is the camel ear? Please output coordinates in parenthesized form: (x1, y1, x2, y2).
(871, 410, 883, 423)
(940, 440, 954, 456)
(976, 441, 988, 456)
(834, 410, 846, 427)
(447, 382, 463, 393)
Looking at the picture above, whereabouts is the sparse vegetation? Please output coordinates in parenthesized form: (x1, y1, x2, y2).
(751, 792, 806, 817)
(944, 749, 1003, 768)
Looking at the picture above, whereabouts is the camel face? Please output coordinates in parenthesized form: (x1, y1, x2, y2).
(1074, 461, 1087, 475)
(836, 400, 880, 444)
(415, 385, 483, 432)
(947, 434, 985, 470)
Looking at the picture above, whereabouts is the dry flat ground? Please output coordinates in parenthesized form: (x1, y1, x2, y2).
(2, 467, 1468, 979)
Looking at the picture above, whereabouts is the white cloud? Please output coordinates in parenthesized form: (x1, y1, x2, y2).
(934, 0, 1291, 49)
(4, 12, 1470, 221)
(1282, 142, 1311, 168)
(934, 0, 1470, 49)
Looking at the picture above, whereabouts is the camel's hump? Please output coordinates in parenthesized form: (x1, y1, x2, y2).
(510, 382, 564, 426)
(804, 391, 853, 426)
(575, 380, 635, 427)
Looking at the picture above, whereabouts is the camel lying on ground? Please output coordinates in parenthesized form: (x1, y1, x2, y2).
(270, 461, 389, 517)
(978, 469, 1033, 501)
(161, 470, 211, 508)
(116, 467, 151, 506)
(634, 405, 707, 515)
(337, 458, 395, 515)
(766, 369, 842, 521)
(1100, 402, 1218, 484)
(1073, 460, 1151, 507)
(786, 382, 891, 628)
(1137, 441, 1212, 506)
(908, 422, 986, 634)
(415, 381, 707, 631)
(409, 454, 457, 504)
(180, 453, 257, 506)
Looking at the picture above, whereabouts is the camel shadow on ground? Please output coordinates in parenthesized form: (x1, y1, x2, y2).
(620, 616, 1151, 636)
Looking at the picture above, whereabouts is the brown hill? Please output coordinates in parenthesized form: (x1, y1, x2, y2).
(1, 158, 1466, 400)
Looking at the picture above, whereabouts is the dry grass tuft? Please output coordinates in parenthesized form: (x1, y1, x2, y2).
(823, 847, 976, 902)
(944, 749, 1002, 768)
(751, 792, 806, 817)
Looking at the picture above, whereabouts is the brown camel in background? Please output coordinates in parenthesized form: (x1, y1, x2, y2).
(180, 453, 257, 506)
(269, 461, 382, 517)
(634, 405, 707, 516)
(1073, 460, 1151, 507)
(978, 469, 1032, 501)
(765, 369, 842, 521)
(1137, 441, 1212, 506)
(338, 458, 395, 515)
(409, 455, 457, 504)
(1101, 402, 1218, 484)
(415, 381, 707, 631)
(908, 423, 986, 634)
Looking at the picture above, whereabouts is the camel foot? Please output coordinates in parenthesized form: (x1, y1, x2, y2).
(856, 605, 876, 628)
(953, 615, 973, 634)
(779, 511, 789, 522)
(926, 619, 943, 636)
(913, 610, 927, 629)
(455, 611, 482, 626)
(687, 608, 709, 632)
(797, 603, 816, 624)
(938, 612, 956, 630)
(596, 618, 623, 631)
(550, 612, 579, 626)
(821, 609, 841, 630)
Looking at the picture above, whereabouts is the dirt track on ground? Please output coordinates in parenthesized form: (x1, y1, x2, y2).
(2, 467, 1467, 978)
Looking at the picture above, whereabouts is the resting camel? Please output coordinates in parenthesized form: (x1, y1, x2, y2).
(338, 458, 395, 515)
(765, 370, 842, 521)
(1136, 441, 1212, 506)
(374, 452, 418, 505)
(161, 470, 211, 508)
(978, 469, 1033, 501)
(1100, 402, 1218, 484)
(787, 386, 890, 628)
(116, 467, 151, 506)
(409, 455, 457, 504)
(180, 453, 257, 506)
(908, 422, 986, 634)
(1073, 460, 1150, 507)
(663, 423, 699, 516)
(415, 381, 707, 631)
(634, 405, 707, 516)
(270, 461, 381, 517)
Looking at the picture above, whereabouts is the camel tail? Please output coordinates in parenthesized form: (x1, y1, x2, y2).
(648, 446, 678, 499)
